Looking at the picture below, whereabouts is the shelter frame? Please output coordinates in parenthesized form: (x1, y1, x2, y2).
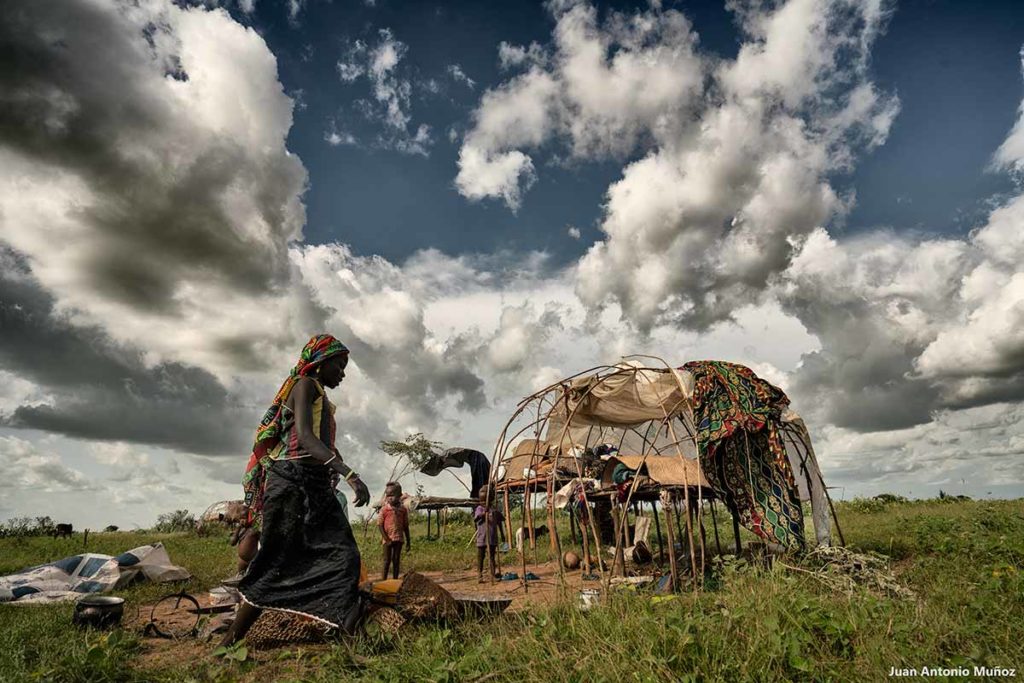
(486, 360, 838, 592)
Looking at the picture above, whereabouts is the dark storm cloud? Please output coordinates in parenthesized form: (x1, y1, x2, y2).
(0, 0, 306, 313)
(0, 247, 251, 455)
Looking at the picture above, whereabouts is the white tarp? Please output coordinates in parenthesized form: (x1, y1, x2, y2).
(0, 542, 190, 603)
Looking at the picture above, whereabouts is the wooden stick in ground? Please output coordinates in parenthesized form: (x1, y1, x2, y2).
(526, 479, 536, 551)
(569, 506, 579, 546)
(652, 499, 665, 565)
(612, 503, 626, 577)
(547, 476, 558, 556)
(661, 491, 679, 592)
(520, 478, 530, 594)
(547, 474, 565, 582)
(694, 498, 707, 567)
(709, 498, 723, 556)
(503, 487, 513, 548)
(663, 418, 699, 588)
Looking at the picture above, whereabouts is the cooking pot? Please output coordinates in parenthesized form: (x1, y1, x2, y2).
(73, 595, 125, 629)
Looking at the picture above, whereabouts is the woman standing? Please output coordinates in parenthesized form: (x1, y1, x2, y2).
(220, 334, 371, 646)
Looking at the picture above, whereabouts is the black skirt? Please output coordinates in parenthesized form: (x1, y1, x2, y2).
(238, 459, 363, 631)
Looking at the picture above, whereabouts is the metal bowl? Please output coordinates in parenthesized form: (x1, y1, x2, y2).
(450, 594, 513, 619)
(73, 595, 125, 629)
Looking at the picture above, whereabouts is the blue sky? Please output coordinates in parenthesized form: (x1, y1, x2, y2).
(2, 0, 1024, 528)
(243, 0, 1024, 261)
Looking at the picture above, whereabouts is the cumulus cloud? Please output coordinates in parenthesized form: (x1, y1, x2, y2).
(778, 64, 1024, 433)
(0, 0, 315, 378)
(573, 0, 898, 332)
(456, 1, 704, 210)
(458, 0, 898, 329)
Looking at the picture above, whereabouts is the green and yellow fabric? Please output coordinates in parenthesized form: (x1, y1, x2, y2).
(682, 360, 805, 550)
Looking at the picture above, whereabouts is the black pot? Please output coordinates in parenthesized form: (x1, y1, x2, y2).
(73, 595, 125, 629)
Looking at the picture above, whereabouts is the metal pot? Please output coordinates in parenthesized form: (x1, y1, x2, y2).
(73, 595, 125, 629)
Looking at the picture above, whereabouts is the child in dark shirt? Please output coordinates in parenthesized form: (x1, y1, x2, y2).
(378, 481, 410, 579)
(473, 487, 504, 582)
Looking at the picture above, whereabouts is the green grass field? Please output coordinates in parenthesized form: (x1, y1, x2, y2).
(1, 499, 1022, 682)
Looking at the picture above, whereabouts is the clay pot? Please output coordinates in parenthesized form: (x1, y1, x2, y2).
(562, 551, 581, 570)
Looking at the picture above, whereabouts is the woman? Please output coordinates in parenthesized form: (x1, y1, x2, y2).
(220, 334, 371, 646)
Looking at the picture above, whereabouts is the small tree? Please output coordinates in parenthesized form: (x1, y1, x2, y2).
(152, 509, 197, 533)
(379, 432, 442, 483)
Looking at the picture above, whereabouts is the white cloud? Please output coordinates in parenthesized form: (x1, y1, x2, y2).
(0, 0, 311, 381)
(5, 0, 1024, 531)
(325, 124, 358, 147)
(0, 436, 95, 492)
(334, 29, 434, 155)
(457, 1, 703, 209)
(447, 64, 476, 89)
(567, 226, 581, 239)
(572, 0, 897, 332)
(497, 41, 547, 71)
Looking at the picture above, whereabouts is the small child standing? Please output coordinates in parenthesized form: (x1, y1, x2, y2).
(378, 482, 410, 580)
(473, 487, 504, 583)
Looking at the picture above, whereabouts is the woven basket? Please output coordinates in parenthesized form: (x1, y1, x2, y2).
(244, 609, 331, 650)
(394, 572, 458, 620)
(368, 606, 407, 635)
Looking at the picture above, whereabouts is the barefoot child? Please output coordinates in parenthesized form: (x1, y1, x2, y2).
(378, 482, 410, 580)
(474, 488, 504, 582)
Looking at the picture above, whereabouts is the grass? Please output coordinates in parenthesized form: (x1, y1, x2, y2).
(1, 499, 1022, 682)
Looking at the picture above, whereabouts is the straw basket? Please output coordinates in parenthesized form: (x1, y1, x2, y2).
(244, 610, 331, 650)
(394, 572, 458, 620)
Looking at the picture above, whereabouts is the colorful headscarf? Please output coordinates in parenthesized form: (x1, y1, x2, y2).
(242, 334, 349, 527)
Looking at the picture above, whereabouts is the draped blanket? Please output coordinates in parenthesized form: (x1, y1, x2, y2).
(683, 361, 805, 550)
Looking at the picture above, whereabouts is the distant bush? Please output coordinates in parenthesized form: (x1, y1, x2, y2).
(872, 493, 908, 504)
(151, 509, 198, 533)
(0, 516, 59, 538)
(843, 498, 887, 514)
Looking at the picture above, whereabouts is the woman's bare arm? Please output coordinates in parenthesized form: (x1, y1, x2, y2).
(291, 376, 369, 505)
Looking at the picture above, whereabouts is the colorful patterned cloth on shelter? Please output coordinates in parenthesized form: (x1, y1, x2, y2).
(682, 360, 805, 549)
(242, 334, 349, 528)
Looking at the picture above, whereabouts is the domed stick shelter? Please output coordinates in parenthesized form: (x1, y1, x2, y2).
(486, 358, 839, 592)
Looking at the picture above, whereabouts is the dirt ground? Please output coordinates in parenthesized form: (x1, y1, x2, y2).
(421, 560, 600, 612)
(125, 559, 620, 676)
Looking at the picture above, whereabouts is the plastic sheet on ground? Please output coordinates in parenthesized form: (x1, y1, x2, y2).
(0, 542, 190, 603)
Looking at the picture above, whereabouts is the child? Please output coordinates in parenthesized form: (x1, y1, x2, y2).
(378, 482, 410, 580)
(473, 487, 504, 583)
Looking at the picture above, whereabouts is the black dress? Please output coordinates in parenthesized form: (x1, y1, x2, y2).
(238, 460, 363, 630)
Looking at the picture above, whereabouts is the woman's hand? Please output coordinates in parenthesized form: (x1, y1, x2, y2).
(348, 477, 370, 506)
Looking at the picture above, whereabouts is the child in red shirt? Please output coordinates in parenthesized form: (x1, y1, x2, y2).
(378, 481, 410, 579)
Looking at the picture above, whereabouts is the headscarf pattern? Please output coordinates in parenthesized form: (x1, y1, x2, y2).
(242, 334, 349, 527)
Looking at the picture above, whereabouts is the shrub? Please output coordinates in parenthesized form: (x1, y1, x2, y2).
(151, 509, 198, 533)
